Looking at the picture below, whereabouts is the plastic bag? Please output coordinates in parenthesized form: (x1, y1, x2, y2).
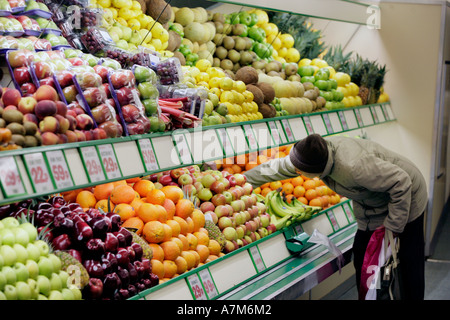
(307, 229, 345, 273)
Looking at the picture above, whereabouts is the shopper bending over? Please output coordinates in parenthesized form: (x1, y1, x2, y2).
(244, 134, 427, 300)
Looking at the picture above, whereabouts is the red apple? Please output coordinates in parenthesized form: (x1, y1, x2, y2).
(211, 193, 227, 206)
(68, 57, 85, 66)
(158, 174, 173, 186)
(8, 50, 33, 68)
(39, 77, 56, 88)
(210, 180, 225, 194)
(78, 72, 102, 90)
(76, 114, 94, 130)
(93, 65, 111, 83)
(102, 83, 111, 98)
(121, 104, 140, 123)
(83, 87, 106, 108)
(62, 85, 77, 103)
(126, 122, 145, 135)
(13, 66, 31, 85)
(20, 83, 37, 96)
(56, 70, 74, 87)
(33, 61, 53, 80)
(91, 104, 113, 124)
(99, 121, 122, 138)
(115, 87, 133, 106)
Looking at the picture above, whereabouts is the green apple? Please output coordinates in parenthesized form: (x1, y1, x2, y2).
(61, 288, 75, 300)
(13, 243, 28, 263)
(15, 281, 32, 300)
(0, 220, 4, 229)
(34, 240, 50, 256)
(137, 82, 158, 99)
(27, 278, 39, 299)
(2, 266, 16, 285)
(11, 227, 29, 246)
(64, 49, 81, 59)
(36, 275, 51, 296)
(0, 291, 6, 300)
(0, 253, 3, 268)
(142, 99, 158, 116)
(0, 272, 6, 291)
(70, 287, 82, 300)
(25, 0, 40, 10)
(58, 270, 69, 289)
(134, 65, 152, 83)
(38, 2, 50, 12)
(37, 256, 54, 278)
(1, 245, 17, 266)
(0, 229, 16, 246)
(49, 272, 62, 291)
(14, 262, 30, 282)
(48, 290, 64, 300)
(26, 259, 39, 279)
(3, 284, 17, 300)
(148, 115, 160, 132)
(48, 254, 61, 273)
(37, 294, 48, 300)
(26, 243, 41, 262)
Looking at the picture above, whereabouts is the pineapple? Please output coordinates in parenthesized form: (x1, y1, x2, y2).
(130, 230, 153, 260)
(204, 220, 226, 249)
(54, 250, 90, 289)
(323, 45, 353, 72)
(370, 64, 387, 104)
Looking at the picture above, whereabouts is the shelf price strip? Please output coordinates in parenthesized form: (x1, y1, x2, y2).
(23, 153, 54, 193)
(243, 124, 258, 151)
(354, 109, 364, 127)
(249, 245, 266, 273)
(322, 113, 334, 134)
(326, 210, 340, 231)
(186, 273, 208, 300)
(173, 133, 193, 165)
(303, 116, 314, 134)
(137, 138, 159, 172)
(267, 121, 283, 145)
(80, 146, 105, 183)
(199, 268, 218, 299)
(337, 111, 349, 131)
(0, 156, 26, 198)
(97, 144, 122, 180)
(280, 119, 295, 142)
(46, 150, 73, 189)
(216, 128, 235, 157)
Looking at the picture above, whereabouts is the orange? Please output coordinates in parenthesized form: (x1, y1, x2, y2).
(293, 185, 306, 198)
(151, 259, 164, 279)
(175, 199, 194, 219)
(177, 234, 189, 251)
(222, 167, 234, 174)
(76, 190, 97, 208)
(196, 244, 210, 263)
(62, 189, 80, 203)
(298, 197, 308, 205)
(142, 220, 165, 243)
(162, 223, 173, 242)
(245, 163, 258, 171)
(126, 177, 141, 184)
(269, 181, 282, 190)
(95, 199, 115, 213)
(149, 243, 164, 262)
(133, 179, 155, 198)
(112, 180, 127, 187)
(281, 182, 294, 195)
(110, 184, 136, 204)
(305, 189, 318, 201)
(146, 189, 166, 205)
(303, 179, 317, 190)
(257, 154, 268, 164)
(206, 255, 219, 262)
(253, 187, 261, 194)
(162, 260, 177, 278)
(235, 154, 247, 165)
(137, 203, 168, 223)
(231, 164, 242, 173)
(321, 195, 330, 207)
(313, 177, 321, 187)
(130, 197, 144, 212)
(160, 240, 181, 261)
(171, 236, 184, 252)
(121, 217, 144, 235)
(189, 250, 201, 268)
(185, 217, 195, 234)
(194, 231, 210, 246)
(309, 198, 323, 207)
(166, 219, 181, 237)
(260, 187, 272, 197)
(173, 216, 188, 235)
(285, 194, 295, 203)
(186, 233, 198, 250)
(191, 209, 205, 232)
(180, 251, 196, 270)
(208, 239, 221, 256)
(174, 256, 188, 274)
(114, 203, 136, 221)
(276, 151, 287, 158)
(161, 186, 184, 204)
(162, 198, 176, 219)
(291, 176, 304, 187)
(93, 182, 114, 200)
(315, 186, 327, 197)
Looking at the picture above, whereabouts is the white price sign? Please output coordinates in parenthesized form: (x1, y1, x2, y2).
(80, 146, 105, 183)
(24, 153, 54, 193)
(268, 121, 281, 145)
(187, 274, 207, 300)
(243, 124, 258, 150)
(174, 134, 192, 165)
(303, 116, 314, 134)
(217, 128, 234, 156)
(0, 156, 25, 197)
(46, 150, 73, 189)
(199, 269, 218, 299)
(138, 139, 158, 171)
(249, 246, 266, 272)
(281, 119, 295, 142)
(97, 144, 121, 180)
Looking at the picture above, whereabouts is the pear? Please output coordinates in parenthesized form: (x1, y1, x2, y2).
(108, 26, 123, 40)
(129, 30, 143, 46)
(120, 26, 132, 42)
(115, 39, 129, 50)
(139, 29, 152, 44)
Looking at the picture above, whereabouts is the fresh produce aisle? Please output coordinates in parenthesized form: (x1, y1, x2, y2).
(0, 0, 415, 301)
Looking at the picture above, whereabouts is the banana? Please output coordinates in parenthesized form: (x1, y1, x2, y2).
(270, 211, 293, 230)
(270, 191, 301, 217)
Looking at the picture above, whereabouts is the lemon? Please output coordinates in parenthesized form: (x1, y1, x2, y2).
(220, 91, 235, 103)
(256, 112, 263, 120)
(118, 7, 134, 20)
(197, 81, 209, 89)
(311, 58, 328, 68)
(137, 14, 151, 29)
(98, 0, 111, 8)
(208, 77, 221, 88)
(151, 22, 165, 38)
(337, 86, 349, 97)
(354, 96, 363, 106)
(278, 47, 287, 58)
(209, 87, 221, 98)
(195, 72, 209, 83)
(242, 90, 254, 102)
(139, 29, 152, 43)
(266, 34, 282, 51)
(196, 59, 212, 72)
(298, 58, 311, 67)
(250, 101, 258, 113)
(158, 29, 169, 43)
(233, 80, 246, 93)
(150, 38, 162, 51)
(233, 104, 243, 115)
(131, 0, 141, 10)
(116, 17, 128, 26)
(274, 56, 286, 64)
(285, 47, 300, 63)
(219, 77, 234, 91)
(109, 7, 118, 19)
(280, 33, 295, 49)
(128, 18, 141, 30)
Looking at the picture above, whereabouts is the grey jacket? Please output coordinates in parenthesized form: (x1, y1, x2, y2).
(244, 136, 428, 233)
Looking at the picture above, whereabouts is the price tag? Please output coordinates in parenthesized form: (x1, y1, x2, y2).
(281, 119, 295, 142)
(173, 134, 192, 165)
(327, 210, 339, 231)
(354, 109, 364, 127)
(137, 139, 159, 172)
(342, 202, 354, 223)
(268, 121, 282, 145)
(97, 144, 122, 180)
(216, 128, 234, 157)
(187, 273, 207, 300)
(243, 124, 258, 151)
(46, 150, 73, 189)
(249, 246, 266, 272)
(0, 156, 25, 197)
(382, 104, 391, 121)
(199, 269, 218, 299)
(322, 113, 334, 134)
(80, 146, 105, 183)
(303, 116, 314, 134)
(24, 153, 54, 193)
(371, 106, 380, 123)
(338, 111, 349, 131)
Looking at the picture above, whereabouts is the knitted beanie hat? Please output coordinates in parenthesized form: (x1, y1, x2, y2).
(289, 134, 329, 173)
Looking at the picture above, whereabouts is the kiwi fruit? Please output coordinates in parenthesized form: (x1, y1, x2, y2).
(24, 135, 38, 148)
(2, 109, 23, 124)
(0, 118, 5, 128)
(11, 134, 25, 146)
(6, 122, 25, 135)
(173, 51, 186, 66)
(23, 121, 38, 136)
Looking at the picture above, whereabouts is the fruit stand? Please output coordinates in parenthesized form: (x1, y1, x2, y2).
(0, 0, 447, 301)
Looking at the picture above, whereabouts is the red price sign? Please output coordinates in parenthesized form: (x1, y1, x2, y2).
(199, 269, 218, 299)
(80, 146, 105, 183)
(24, 153, 54, 193)
(187, 274, 207, 300)
(0, 156, 25, 197)
(97, 144, 121, 180)
(46, 150, 73, 189)
(138, 139, 158, 171)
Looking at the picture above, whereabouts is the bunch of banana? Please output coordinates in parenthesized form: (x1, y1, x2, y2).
(265, 189, 322, 230)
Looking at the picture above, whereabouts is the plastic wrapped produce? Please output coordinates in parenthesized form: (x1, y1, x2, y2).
(156, 57, 183, 85)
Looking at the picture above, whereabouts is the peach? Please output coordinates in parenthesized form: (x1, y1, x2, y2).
(74, 130, 86, 142)
(23, 113, 38, 125)
(75, 114, 94, 130)
(55, 101, 67, 116)
(41, 131, 59, 145)
(55, 114, 70, 133)
(34, 85, 59, 102)
(18, 96, 37, 114)
(2, 89, 22, 107)
(35, 100, 57, 120)
(65, 130, 78, 143)
(39, 116, 60, 133)
(92, 128, 107, 140)
(58, 133, 68, 144)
